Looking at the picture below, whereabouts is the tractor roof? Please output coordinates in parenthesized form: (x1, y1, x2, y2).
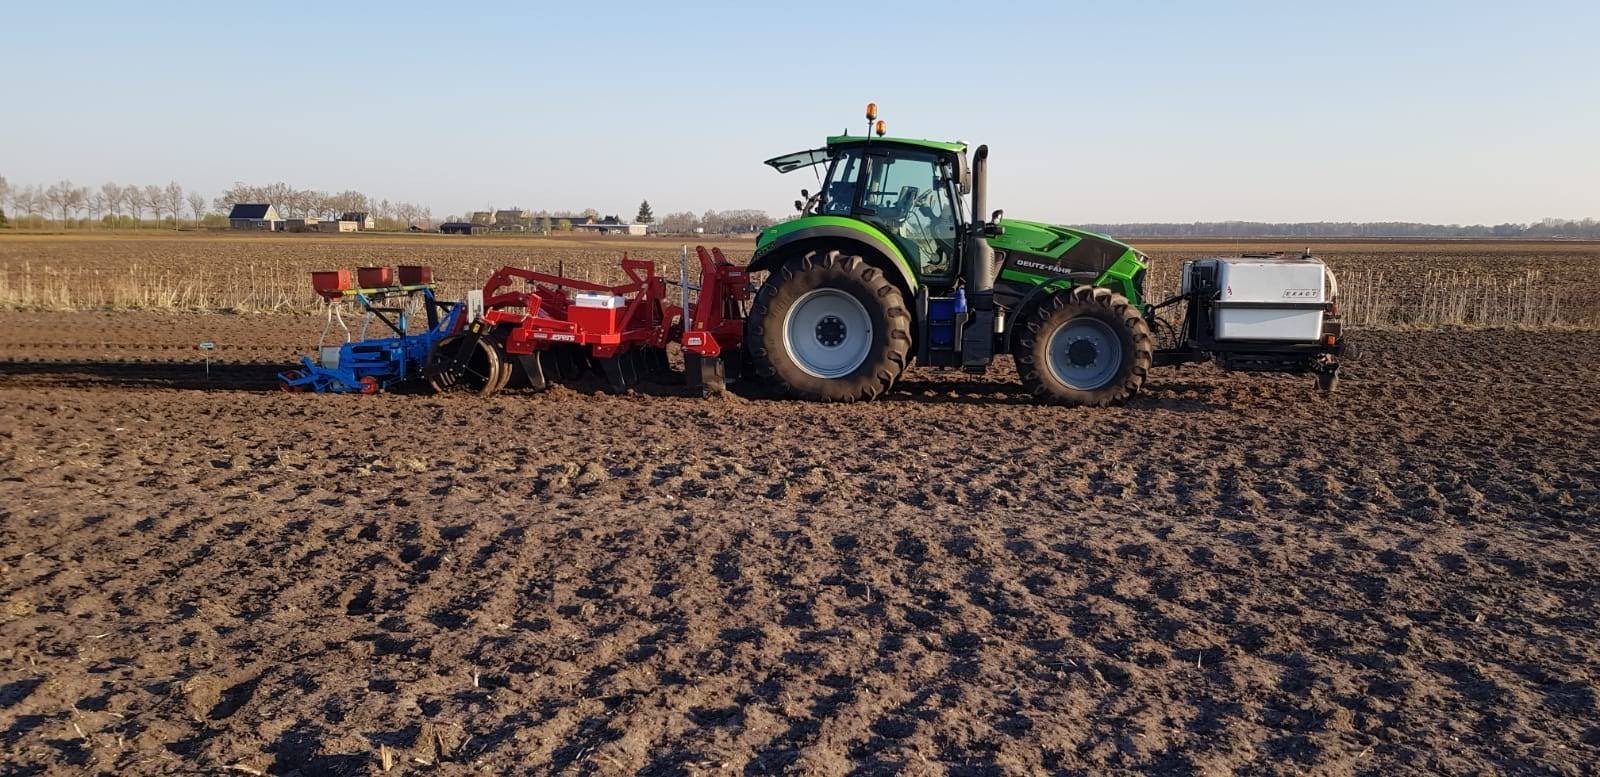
(764, 136, 969, 174)
(826, 135, 967, 154)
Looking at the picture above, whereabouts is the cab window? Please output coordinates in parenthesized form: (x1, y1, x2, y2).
(860, 150, 959, 279)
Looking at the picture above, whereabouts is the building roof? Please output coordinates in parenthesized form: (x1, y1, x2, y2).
(228, 203, 276, 219)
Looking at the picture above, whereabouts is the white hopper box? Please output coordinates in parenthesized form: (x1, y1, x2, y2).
(1183, 257, 1330, 342)
(574, 292, 627, 309)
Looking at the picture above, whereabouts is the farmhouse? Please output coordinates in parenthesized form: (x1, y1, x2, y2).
(228, 203, 284, 231)
(440, 222, 489, 235)
(572, 215, 648, 236)
(341, 211, 376, 230)
(493, 209, 530, 230)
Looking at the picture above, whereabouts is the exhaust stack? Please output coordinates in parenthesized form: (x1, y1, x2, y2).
(961, 144, 997, 368)
(966, 144, 995, 312)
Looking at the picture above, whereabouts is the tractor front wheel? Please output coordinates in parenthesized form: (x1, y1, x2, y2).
(748, 249, 911, 401)
(1015, 286, 1152, 406)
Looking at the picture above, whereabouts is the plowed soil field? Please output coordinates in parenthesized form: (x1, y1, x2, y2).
(2, 306, 1596, 775)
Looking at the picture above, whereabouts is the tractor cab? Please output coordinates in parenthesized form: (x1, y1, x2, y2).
(766, 135, 971, 285)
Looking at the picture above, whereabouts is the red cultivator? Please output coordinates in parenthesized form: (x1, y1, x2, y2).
(424, 246, 751, 396)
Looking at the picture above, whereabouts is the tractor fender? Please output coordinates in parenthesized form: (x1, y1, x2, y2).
(748, 224, 918, 299)
(1002, 277, 1093, 352)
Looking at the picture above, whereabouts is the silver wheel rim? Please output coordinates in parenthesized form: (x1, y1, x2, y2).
(1046, 317, 1122, 390)
(783, 288, 873, 379)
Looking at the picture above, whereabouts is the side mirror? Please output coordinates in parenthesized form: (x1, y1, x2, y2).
(983, 209, 1006, 237)
(801, 189, 809, 199)
(794, 199, 804, 212)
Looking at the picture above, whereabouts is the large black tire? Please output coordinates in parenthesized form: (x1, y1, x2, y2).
(1015, 286, 1153, 406)
(747, 249, 911, 402)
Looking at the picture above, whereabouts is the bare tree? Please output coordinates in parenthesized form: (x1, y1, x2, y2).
(162, 182, 185, 230)
(187, 191, 207, 228)
(74, 187, 91, 224)
(126, 186, 145, 228)
(143, 184, 164, 227)
(0, 174, 10, 219)
(101, 183, 124, 228)
(45, 181, 74, 226)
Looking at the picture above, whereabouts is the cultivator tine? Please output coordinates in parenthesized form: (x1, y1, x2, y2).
(599, 355, 631, 394)
(539, 350, 564, 382)
(646, 347, 669, 375)
(685, 352, 725, 395)
(515, 354, 547, 390)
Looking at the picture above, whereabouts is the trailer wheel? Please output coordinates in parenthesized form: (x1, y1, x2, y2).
(748, 249, 911, 401)
(426, 334, 503, 397)
(1015, 286, 1152, 406)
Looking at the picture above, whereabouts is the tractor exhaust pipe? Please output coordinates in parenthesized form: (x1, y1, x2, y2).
(967, 144, 995, 312)
(961, 144, 997, 369)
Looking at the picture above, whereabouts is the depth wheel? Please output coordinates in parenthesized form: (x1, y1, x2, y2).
(427, 334, 504, 396)
(1015, 286, 1152, 406)
(492, 343, 515, 393)
(278, 370, 308, 393)
(747, 249, 911, 401)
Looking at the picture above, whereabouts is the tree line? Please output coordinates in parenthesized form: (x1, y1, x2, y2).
(0, 175, 435, 230)
(0, 175, 206, 229)
(655, 209, 775, 234)
(1080, 219, 1600, 239)
(213, 182, 432, 229)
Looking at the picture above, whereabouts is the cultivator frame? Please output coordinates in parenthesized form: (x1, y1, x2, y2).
(423, 246, 751, 396)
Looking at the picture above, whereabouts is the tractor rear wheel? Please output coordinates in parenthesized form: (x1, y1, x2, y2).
(748, 249, 911, 401)
(1015, 286, 1152, 406)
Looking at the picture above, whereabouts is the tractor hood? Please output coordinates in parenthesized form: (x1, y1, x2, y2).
(985, 219, 1141, 260)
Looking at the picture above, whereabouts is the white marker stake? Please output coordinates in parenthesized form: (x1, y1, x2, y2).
(198, 341, 215, 377)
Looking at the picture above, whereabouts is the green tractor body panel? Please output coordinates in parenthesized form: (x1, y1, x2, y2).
(751, 215, 919, 293)
(989, 219, 1147, 308)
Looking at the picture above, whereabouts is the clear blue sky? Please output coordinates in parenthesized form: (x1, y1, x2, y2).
(2, 1, 1595, 224)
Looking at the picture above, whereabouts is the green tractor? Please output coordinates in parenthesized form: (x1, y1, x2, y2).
(744, 106, 1156, 405)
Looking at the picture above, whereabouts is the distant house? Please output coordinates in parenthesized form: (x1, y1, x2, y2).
(318, 220, 359, 233)
(440, 221, 488, 235)
(228, 204, 283, 231)
(341, 211, 376, 230)
(493, 209, 529, 229)
(573, 215, 647, 236)
(469, 211, 493, 226)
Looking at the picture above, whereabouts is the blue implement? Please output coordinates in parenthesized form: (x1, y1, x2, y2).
(278, 287, 464, 394)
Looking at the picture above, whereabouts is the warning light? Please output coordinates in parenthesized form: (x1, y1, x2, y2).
(875, 120, 886, 137)
(865, 102, 877, 121)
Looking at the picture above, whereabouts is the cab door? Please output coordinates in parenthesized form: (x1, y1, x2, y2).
(856, 149, 962, 282)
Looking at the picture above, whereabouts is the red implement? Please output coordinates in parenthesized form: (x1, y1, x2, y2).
(431, 247, 749, 395)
